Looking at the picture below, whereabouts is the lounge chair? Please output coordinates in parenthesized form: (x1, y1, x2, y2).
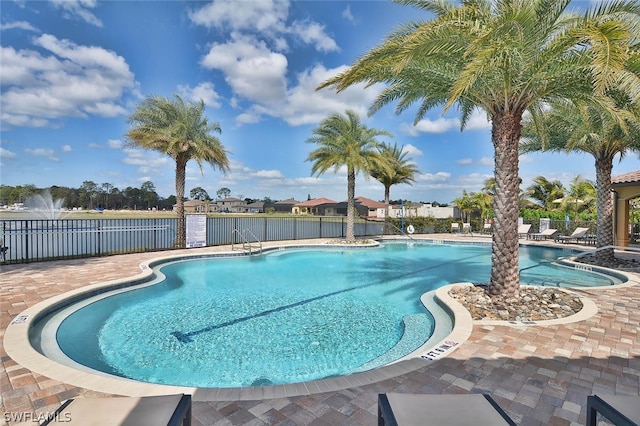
(378, 393, 516, 426)
(451, 223, 460, 233)
(554, 227, 590, 244)
(483, 223, 493, 234)
(462, 223, 472, 234)
(527, 228, 557, 241)
(587, 394, 640, 426)
(42, 394, 192, 426)
(518, 224, 532, 238)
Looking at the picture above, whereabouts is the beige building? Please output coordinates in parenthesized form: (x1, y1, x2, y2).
(612, 170, 640, 247)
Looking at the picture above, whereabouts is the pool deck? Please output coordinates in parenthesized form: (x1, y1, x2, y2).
(1, 235, 639, 425)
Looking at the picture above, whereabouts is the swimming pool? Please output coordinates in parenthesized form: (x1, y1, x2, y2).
(32, 241, 624, 388)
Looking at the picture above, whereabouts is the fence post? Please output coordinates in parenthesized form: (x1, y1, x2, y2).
(97, 219, 101, 256)
(263, 217, 268, 241)
(293, 217, 297, 240)
(24, 220, 30, 263)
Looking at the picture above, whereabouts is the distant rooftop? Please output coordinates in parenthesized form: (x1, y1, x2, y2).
(611, 170, 640, 186)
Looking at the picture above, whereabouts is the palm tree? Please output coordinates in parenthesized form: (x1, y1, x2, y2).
(526, 176, 566, 210)
(306, 110, 392, 242)
(522, 98, 640, 263)
(125, 94, 230, 248)
(453, 190, 477, 223)
(318, 0, 639, 296)
(370, 142, 419, 229)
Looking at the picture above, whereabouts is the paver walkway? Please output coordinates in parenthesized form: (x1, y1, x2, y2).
(1, 237, 638, 425)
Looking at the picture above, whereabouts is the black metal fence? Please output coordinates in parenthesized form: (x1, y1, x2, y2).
(0, 216, 384, 264)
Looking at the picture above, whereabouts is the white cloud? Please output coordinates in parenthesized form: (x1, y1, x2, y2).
(416, 172, 451, 183)
(122, 148, 171, 175)
(107, 139, 122, 149)
(0, 21, 39, 32)
(455, 173, 492, 189)
(25, 147, 59, 161)
(457, 158, 473, 165)
(253, 169, 284, 179)
(0, 35, 135, 128)
(519, 154, 535, 164)
(178, 82, 222, 109)
(0, 147, 17, 159)
(189, 0, 289, 34)
(201, 34, 288, 105)
(464, 109, 492, 130)
(273, 64, 381, 126)
(51, 0, 103, 27)
(478, 156, 493, 166)
(342, 5, 355, 23)
(401, 109, 491, 136)
(62, 145, 71, 152)
(402, 144, 422, 158)
(290, 20, 338, 52)
(401, 117, 459, 136)
(190, 1, 337, 54)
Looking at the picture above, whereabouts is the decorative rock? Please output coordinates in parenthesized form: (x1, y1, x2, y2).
(449, 285, 583, 321)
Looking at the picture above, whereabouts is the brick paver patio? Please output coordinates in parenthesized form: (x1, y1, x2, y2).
(1, 237, 638, 425)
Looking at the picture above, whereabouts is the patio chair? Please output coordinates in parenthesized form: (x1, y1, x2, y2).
(42, 394, 192, 426)
(482, 223, 493, 234)
(462, 223, 472, 234)
(451, 223, 460, 233)
(378, 393, 516, 426)
(587, 394, 639, 426)
(554, 227, 590, 244)
(527, 228, 557, 241)
(518, 224, 532, 238)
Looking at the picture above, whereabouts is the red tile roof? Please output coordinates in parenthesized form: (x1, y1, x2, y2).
(354, 196, 386, 209)
(611, 170, 640, 185)
(295, 197, 337, 207)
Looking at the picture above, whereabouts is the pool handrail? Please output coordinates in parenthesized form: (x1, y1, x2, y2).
(231, 228, 263, 255)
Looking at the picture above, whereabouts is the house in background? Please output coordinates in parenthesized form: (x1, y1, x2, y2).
(293, 197, 338, 216)
(181, 199, 219, 213)
(246, 201, 265, 213)
(386, 203, 459, 219)
(217, 197, 246, 213)
(266, 198, 300, 214)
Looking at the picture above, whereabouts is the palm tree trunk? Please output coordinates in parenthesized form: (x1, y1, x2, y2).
(174, 157, 188, 248)
(595, 156, 615, 264)
(346, 168, 356, 242)
(488, 112, 522, 297)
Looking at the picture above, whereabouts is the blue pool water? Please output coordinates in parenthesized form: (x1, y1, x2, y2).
(53, 242, 622, 388)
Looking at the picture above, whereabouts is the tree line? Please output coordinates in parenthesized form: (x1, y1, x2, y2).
(453, 175, 601, 223)
(0, 181, 174, 211)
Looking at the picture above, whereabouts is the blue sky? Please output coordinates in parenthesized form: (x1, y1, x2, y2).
(1, 0, 638, 205)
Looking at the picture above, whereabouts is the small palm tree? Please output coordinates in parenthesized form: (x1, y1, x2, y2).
(370, 142, 419, 228)
(526, 176, 566, 210)
(453, 190, 478, 223)
(522, 98, 640, 262)
(318, 0, 639, 296)
(125, 94, 230, 248)
(306, 110, 392, 242)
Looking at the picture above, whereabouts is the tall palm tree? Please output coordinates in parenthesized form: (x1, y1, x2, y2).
(306, 110, 392, 242)
(523, 99, 640, 263)
(370, 142, 419, 227)
(125, 94, 230, 248)
(526, 176, 566, 210)
(318, 0, 639, 296)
